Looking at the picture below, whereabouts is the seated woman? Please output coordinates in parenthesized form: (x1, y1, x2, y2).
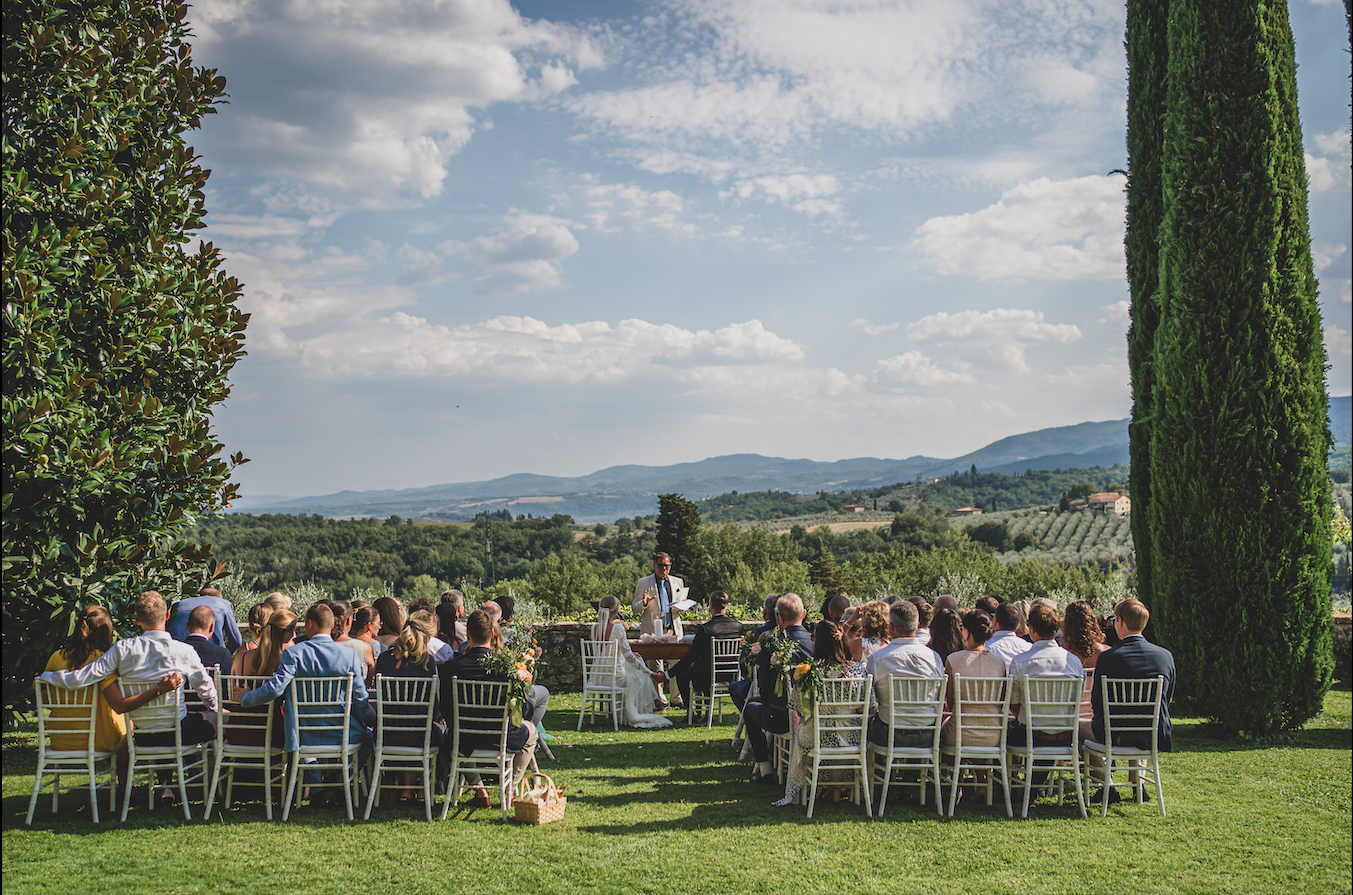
(373, 596, 406, 649)
(941, 609, 1007, 744)
(774, 620, 867, 808)
(1062, 600, 1109, 718)
(348, 606, 386, 684)
(928, 607, 965, 666)
(851, 600, 891, 661)
(590, 596, 672, 730)
(228, 609, 297, 745)
(371, 612, 444, 802)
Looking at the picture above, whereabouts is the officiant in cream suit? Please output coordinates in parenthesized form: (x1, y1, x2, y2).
(633, 552, 686, 706)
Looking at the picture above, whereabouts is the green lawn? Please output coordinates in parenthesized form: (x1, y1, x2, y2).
(3, 683, 1350, 895)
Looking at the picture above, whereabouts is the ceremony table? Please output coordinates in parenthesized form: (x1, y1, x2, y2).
(630, 638, 694, 663)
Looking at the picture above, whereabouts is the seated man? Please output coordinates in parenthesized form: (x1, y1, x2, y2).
(820, 594, 850, 624)
(438, 609, 539, 805)
(865, 601, 944, 748)
(182, 605, 233, 710)
(41, 591, 219, 749)
(167, 587, 243, 653)
(1007, 603, 1085, 748)
(986, 601, 1033, 670)
(907, 597, 933, 647)
(241, 602, 371, 798)
(1082, 598, 1175, 801)
(657, 590, 745, 709)
(743, 593, 813, 785)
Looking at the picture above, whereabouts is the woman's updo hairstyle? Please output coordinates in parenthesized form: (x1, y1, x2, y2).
(393, 611, 436, 670)
(961, 608, 994, 645)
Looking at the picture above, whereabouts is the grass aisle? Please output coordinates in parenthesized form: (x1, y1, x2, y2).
(3, 683, 1349, 895)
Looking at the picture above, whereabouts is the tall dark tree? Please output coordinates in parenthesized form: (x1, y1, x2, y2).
(2, 1, 248, 720)
(654, 493, 702, 581)
(1143, 0, 1332, 734)
(1125, 0, 1172, 610)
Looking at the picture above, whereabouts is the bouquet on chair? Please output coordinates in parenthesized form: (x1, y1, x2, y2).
(482, 642, 539, 726)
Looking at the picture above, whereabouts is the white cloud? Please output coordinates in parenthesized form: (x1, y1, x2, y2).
(577, 178, 690, 233)
(439, 213, 580, 293)
(192, 0, 604, 209)
(1313, 242, 1347, 273)
(720, 173, 843, 216)
(873, 351, 975, 387)
(1336, 278, 1352, 304)
(1100, 300, 1131, 325)
(909, 308, 1081, 373)
(1305, 130, 1351, 190)
(852, 318, 899, 336)
(913, 175, 1126, 280)
(294, 315, 806, 380)
(1327, 324, 1352, 358)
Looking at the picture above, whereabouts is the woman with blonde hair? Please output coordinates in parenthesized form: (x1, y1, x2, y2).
(372, 611, 444, 802)
(590, 596, 672, 729)
(262, 592, 291, 613)
(237, 603, 272, 657)
(233, 609, 297, 683)
(1012, 600, 1032, 639)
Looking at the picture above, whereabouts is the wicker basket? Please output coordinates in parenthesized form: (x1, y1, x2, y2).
(514, 773, 567, 825)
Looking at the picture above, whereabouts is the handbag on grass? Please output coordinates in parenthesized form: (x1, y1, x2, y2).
(514, 773, 567, 825)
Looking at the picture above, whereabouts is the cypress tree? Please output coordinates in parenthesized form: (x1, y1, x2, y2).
(1125, 0, 1171, 608)
(654, 493, 703, 581)
(1147, 0, 1333, 734)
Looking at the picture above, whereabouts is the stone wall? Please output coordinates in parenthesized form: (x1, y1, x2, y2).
(1334, 615, 1351, 680)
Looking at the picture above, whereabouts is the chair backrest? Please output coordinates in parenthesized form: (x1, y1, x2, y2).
(581, 639, 620, 689)
(373, 673, 437, 749)
(216, 670, 277, 746)
(710, 637, 743, 685)
(122, 681, 184, 746)
(186, 665, 219, 708)
(450, 678, 511, 754)
(1100, 675, 1164, 750)
(1080, 670, 1096, 722)
(33, 678, 100, 752)
(1020, 675, 1082, 738)
(881, 674, 946, 735)
(286, 674, 354, 750)
(950, 674, 1010, 748)
(804, 675, 872, 747)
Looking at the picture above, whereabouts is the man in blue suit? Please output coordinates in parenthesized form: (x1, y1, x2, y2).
(168, 587, 243, 653)
(743, 593, 813, 785)
(242, 602, 371, 757)
(1084, 597, 1175, 801)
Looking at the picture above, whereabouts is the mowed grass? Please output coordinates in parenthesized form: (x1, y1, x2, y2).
(3, 682, 1350, 895)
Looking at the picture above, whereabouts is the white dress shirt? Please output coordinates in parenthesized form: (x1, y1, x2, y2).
(429, 636, 456, 666)
(1007, 639, 1084, 730)
(985, 629, 1033, 671)
(39, 630, 219, 716)
(866, 636, 944, 727)
(914, 627, 931, 646)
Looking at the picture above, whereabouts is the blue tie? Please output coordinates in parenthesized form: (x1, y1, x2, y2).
(658, 578, 671, 631)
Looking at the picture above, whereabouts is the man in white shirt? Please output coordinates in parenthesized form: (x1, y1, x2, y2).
(908, 597, 933, 646)
(865, 601, 944, 748)
(41, 590, 219, 745)
(1007, 603, 1084, 748)
(985, 601, 1034, 670)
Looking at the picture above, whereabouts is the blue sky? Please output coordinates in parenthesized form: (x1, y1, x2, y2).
(186, 0, 1352, 499)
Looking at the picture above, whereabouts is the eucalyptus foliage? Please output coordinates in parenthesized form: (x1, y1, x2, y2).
(1133, 0, 1333, 734)
(2, 0, 248, 719)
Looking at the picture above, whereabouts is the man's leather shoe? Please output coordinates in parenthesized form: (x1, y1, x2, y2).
(750, 772, 778, 785)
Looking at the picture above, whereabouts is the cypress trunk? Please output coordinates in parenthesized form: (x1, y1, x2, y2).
(1125, 0, 1171, 608)
(1148, 0, 1333, 734)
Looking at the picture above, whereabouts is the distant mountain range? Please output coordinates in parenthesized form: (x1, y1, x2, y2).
(229, 396, 1351, 524)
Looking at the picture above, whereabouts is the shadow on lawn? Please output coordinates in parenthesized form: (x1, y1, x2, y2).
(1168, 677, 1352, 753)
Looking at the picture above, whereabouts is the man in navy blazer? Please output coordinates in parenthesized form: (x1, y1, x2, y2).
(242, 602, 370, 755)
(182, 605, 232, 710)
(657, 590, 745, 708)
(1088, 597, 1175, 753)
(743, 593, 813, 785)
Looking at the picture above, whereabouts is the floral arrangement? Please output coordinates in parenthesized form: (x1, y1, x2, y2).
(738, 630, 762, 670)
(770, 639, 829, 720)
(482, 628, 540, 726)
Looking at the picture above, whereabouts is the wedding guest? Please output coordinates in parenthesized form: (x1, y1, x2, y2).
(773, 620, 866, 807)
(1063, 601, 1110, 672)
(908, 597, 934, 646)
(851, 601, 890, 661)
(372, 612, 444, 745)
(262, 592, 292, 614)
(820, 594, 851, 624)
(1012, 600, 1033, 640)
(866, 601, 943, 748)
(986, 602, 1033, 670)
(438, 609, 539, 806)
(745, 594, 813, 785)
(929, 608, 966, 665)
(940, 610, 1005, 750)
(933, 594, 959, 615)
(437, 589, 468, 652)
(373, 597, 406, 648)
(1007, 604, 1084, 748)
(350, 606, 386, 675)
(975, 595, 1001, 616)
(167, 587, 243, 653)
(182, 605, 232, 710)
(226, 609, 296, 749)
(241, 603, 272, 657)
(753, 594, 780, 639)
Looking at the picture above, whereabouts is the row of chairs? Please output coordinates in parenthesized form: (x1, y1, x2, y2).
(26, 671, 530, 825)
(759, 671, 1167, 819)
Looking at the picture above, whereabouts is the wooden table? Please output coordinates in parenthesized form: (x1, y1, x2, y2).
(629, 639, 693, 662)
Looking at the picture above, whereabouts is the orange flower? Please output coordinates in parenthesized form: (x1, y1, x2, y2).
(793, 662, 811, 680)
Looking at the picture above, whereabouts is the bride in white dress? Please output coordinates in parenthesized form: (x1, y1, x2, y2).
(591, 596, 672, 730)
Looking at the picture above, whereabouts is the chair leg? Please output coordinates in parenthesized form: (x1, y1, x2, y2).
(363, 752, 381, 820)
(26, 759, 46, 825)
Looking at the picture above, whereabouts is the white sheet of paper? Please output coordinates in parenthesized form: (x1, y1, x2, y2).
(671, 589, 695, 612)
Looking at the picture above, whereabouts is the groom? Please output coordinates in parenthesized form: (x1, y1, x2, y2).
(633, 552, 685, 707)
